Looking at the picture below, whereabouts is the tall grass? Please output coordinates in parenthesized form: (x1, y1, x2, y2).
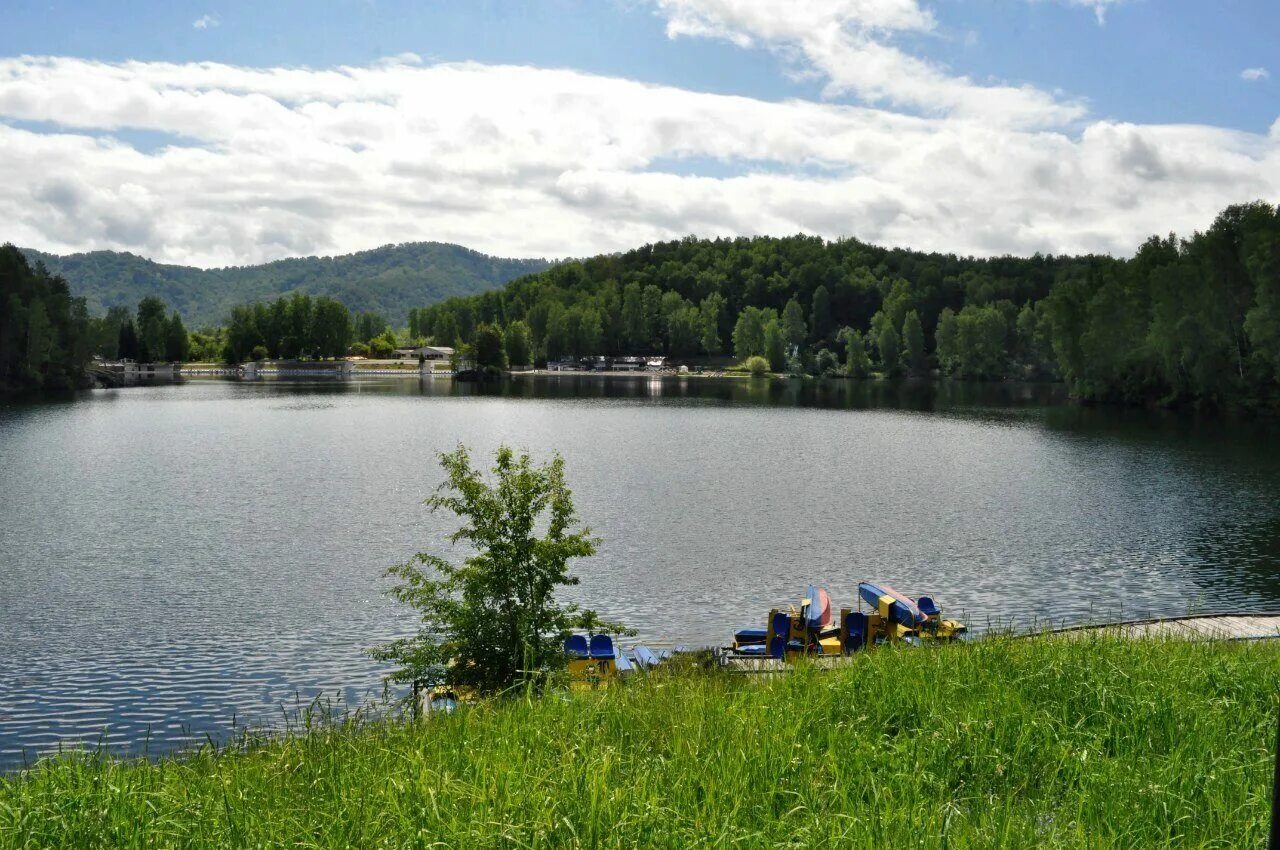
(2, 636, 1278, 848)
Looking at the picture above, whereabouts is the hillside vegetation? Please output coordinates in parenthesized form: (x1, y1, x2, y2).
(21, 243, 551, 327)
(414, 202, 1280, 410)
(2, 637, 1275, 848)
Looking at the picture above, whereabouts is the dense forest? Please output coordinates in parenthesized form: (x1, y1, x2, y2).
(406, 202, 1280, 411)
(22, 243, 551, 327)
(0, 245, 92, 391)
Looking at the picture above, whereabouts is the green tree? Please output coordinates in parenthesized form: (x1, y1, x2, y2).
(309, 297, 351, 359)
(136, 296, 168, 362)
(667, 306, 701, 357)
(782, 298, 807, 350)
(809, 284, 832, 343)
(621, 282, 645, 351)
(472, 323, 508, 372)
(875, 320, 901, 375)
(371, 445, 621, 694)
(356, 311, 389, 344)
(369, 331, 397, 358)
(935, 307, 958, 375)
(118, 319, 141, 362)
(164, 312, 189, 362)
(504, 320, 533, 367)
(763, 318, 787, 372)
(699, 293, 724, 354)
(902, 310, 926, 374)
(840, 327, 871, 378)
(733, 307, 770, 360)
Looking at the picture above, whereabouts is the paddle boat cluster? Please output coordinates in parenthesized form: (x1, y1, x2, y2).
(731, 581, 966, 659)
(563, 634, 688, 688)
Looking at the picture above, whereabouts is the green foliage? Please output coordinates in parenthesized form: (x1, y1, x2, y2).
(733, 306, 775, 360)
(4, 639, 1278, 848)
(135, 296, 167, 363)
(763, 319, 787, 372)
(874, 314, 901, 375)
(371, 445, 618, 693)
(23, 243, 550, 326)
(368, 332, 396, 359)
(902, 309, 926, 374)
(840, 327, 871, 378)
(741, 355, 770, 376)
(813, 347, 839, 376)
(221, 293, 353, 362)
(347, 341, 370, 357)
(471, 323, 507, 371)
(941, 304, 1008, 380)
(699, 293, 724, 354)
(503, 320, 533, 367)
(809, 284, 832, 343)
(164, 312, 189, 362)
(781, 298, 807, 350)
(0, 245, 91, 391)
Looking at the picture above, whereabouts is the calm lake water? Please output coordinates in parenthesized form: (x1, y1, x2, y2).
(1, 375, 1278, 767)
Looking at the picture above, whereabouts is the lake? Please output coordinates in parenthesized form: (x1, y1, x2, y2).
(1, 375, 1278, 768)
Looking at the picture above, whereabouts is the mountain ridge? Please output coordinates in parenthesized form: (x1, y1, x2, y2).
(20, 242, 553, 326)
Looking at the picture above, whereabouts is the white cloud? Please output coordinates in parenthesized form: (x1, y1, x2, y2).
(1029, 0, 1125, 25)
(0, 55, 1275, 268)
(192, 14, 218, 30)
(1243, 67, 1270, 82)
(652, 0, 1085, 127)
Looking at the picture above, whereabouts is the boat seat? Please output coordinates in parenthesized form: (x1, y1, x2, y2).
(589, 634, 616, 660)
(767, 610, 791, 659)
(843, 611, 868, 654)
(564, 634, 589, 658)
(918, 596, 940, 617)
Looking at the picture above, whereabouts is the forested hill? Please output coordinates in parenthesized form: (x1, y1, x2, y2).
(21, 243, 551, 327)
(413, 201, 1280, 411)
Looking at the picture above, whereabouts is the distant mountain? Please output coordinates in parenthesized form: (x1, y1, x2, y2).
(20, 243, 552, 326)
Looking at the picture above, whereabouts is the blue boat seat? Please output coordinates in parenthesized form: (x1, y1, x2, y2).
(843, 611, 868, 654)
(918, 597, 940, 617)
(564, 634, 589, 658)
(767, 610, 791, 659)
(734, 627, 767, 644)
(589, 634, 616, 660)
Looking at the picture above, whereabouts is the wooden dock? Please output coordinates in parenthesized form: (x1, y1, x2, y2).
(1044, 612, 1280, 642)
(719, 613, 1280, 674)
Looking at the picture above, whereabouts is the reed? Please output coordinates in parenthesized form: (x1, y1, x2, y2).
(3, 635, 1277, 848)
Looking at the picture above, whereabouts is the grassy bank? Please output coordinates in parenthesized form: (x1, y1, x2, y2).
(3, 637, 1278, 848)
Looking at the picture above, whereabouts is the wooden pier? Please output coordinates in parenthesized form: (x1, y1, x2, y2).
(1044, 612, 1280, 642)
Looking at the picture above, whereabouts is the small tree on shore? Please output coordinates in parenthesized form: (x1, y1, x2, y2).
(371, 445, 625, 694)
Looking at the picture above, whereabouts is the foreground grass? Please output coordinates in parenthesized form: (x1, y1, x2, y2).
(3, 637, 1278, 849)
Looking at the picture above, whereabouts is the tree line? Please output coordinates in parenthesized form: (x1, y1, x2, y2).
(8, 201, 1279, 410)
(0, 245, 92, 391)
(404, 202, 1279, 410)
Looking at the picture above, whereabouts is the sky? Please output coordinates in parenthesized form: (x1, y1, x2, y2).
(0, 0, 1276, 267)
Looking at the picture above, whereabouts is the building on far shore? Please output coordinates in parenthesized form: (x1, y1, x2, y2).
(393, 346, 455, 361)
